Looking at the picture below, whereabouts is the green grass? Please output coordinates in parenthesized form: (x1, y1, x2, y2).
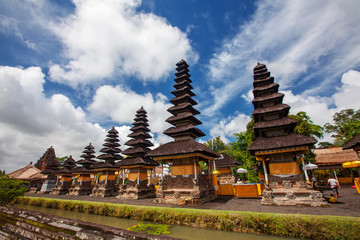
(15, 196, 360, 240)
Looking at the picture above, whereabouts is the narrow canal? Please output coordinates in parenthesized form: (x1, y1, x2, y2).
(15, 204, 297, 240)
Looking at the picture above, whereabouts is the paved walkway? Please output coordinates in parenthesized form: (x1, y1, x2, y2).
(26, 185, 360, 217)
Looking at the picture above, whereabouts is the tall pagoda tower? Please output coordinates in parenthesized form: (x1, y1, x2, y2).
(248, 63, 327, 206)
(146, 60, 220, 204)
(91, 127, 123, 197)
(69, 143, 97, 196)
(116, 107, 159, 199)
(51, 156, 77, 195)
(39, 147, 60, 193)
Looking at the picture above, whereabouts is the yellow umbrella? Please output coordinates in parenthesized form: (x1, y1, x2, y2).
(343, 161, 360, 168)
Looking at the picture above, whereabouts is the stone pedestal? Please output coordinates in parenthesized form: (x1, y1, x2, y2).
(154, 175, 216, 205)
(68, 181, 92, 196)
(261, 179, 329, 206)
(90, 181, 117, 197)
(50, 181, 72, 195)
(117, 180, 155, 199)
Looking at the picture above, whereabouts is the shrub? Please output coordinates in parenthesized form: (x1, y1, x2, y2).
(0, 174, 28, 205)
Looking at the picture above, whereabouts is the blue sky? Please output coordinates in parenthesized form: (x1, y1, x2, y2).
(1, 0, 360, 172)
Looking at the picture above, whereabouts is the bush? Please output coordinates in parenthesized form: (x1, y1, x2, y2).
(0, 174, 28, 205)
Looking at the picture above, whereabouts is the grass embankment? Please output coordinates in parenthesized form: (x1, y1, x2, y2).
(15, 196, 360, 240)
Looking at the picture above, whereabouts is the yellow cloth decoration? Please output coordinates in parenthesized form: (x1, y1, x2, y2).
(269, 161, 300, 175)
(171, 164, 200, 175)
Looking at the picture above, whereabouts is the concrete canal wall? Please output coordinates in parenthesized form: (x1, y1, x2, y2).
(0, 206, 179, 240)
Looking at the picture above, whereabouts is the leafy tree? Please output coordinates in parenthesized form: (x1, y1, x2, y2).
(317, 142, 335, 149)
(324, 109, 360, 146)
(0, 171, 28, 205)
(57, 156, 68, 164)
(203, 136, 228, 153)
(289, 111, 324, 139)
(229, 120, 258, 182)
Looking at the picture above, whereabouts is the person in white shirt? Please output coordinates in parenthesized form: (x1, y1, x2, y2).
(327, 175, 341, 198)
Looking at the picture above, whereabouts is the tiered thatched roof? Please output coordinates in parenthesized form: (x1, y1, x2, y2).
(146, 60, 220, 160)
(117, 107, 158, 168)
(248, 63, 316, 153)
(343, 134, 360, 150)
(92, 127, 122, 170)
(73, 143, 96, 173)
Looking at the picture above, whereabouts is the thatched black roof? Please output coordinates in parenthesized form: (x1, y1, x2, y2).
(248, 134, 316, 153)
(215, 152, 241, 168)
(116, 157, 158, 168)
(343, 133, 360, 150)
(146, 139, 220, 159)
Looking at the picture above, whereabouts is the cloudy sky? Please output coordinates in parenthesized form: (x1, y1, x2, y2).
(1, 0, 360, 173)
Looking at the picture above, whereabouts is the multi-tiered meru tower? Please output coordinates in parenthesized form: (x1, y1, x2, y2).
(248, 63, 328, 206)
(51, 156, 76, 195)
(91, 127, 122, 197)
(146, 60, 220, 205)
(116, 107, 158, 199)
(68, 143, 96, 196)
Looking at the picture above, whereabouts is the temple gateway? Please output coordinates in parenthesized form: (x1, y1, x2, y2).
(248, 63, 328, 206)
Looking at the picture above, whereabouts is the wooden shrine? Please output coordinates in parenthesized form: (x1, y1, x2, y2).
(91, 127, 122, 197)
(68, 143, 96, 196)
(116, 107, 159, 199)
(146, 60, 220, 204)
(248, 63, 328, 206)
(51, 156, 77, 195)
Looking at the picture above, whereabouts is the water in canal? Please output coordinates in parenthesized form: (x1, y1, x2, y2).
(15, 204, 296, 240)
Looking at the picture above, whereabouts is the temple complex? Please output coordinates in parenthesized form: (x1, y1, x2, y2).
(39, 148, 60, 193)
(91, 127, 123, 197)
(146, 60, 220, 204)
(116, 107, 159, 199)
(68, 144, 96, 196)
(248, 63, 328, 206)
(51, 156, 77, 195)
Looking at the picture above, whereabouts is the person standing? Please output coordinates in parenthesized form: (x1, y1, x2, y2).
(327, 175, 341, 198)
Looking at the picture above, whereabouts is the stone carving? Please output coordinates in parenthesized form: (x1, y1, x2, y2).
(282, 180, 292, 189)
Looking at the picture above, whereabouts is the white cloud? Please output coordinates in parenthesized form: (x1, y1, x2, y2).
(205, 0, 360, 115)
(209, 113, 251, 143)
(88, 84, 172, 144)
(211, 69, 360, 143)
(49, 0, 198, 87)
(0, 66, 106, 173)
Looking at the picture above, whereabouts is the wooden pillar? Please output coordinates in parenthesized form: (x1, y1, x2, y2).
(137, 168, 140, 185)
(161, 162, 164, 180)
(262, 158, 269, 184)
(105, 171, 108, 184)
(122, 169, 125, 184)
(194, 161, 197, 179)
(208, 160, 212, 185)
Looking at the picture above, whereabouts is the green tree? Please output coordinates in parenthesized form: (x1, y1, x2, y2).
(203, 136, 228, 153)
(324, 109, 360, 146)
(57, 156, 68, 164)
(0, 171, 28, 205)
(289, 111, 324, 139)
(229, 120, 258, 182)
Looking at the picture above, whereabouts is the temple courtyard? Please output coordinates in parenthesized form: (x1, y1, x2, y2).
(26, 184, 360, 217)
